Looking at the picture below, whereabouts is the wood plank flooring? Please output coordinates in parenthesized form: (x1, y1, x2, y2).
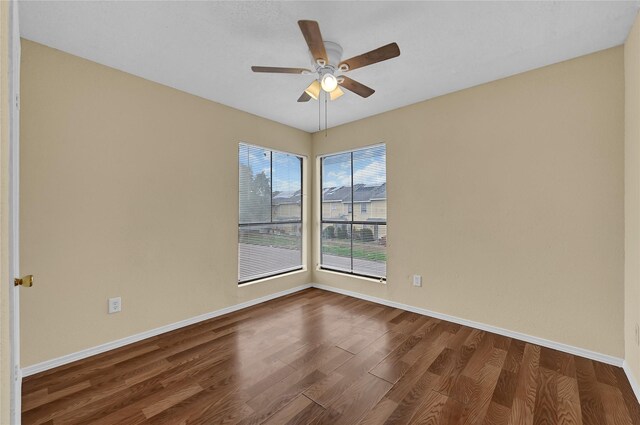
(22, 288, 640, 425)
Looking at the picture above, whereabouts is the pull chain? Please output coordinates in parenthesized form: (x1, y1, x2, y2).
(325, 92, 328, 137)
(318, 89, 321, 132)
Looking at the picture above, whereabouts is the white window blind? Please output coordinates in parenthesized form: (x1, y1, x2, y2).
(320, 145, 387, 279)
(238, 143, 303, 283)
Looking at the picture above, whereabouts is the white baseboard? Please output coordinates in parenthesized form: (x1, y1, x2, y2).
(21, 283, 312, 377)
(623, 360, 640, 402)
(21, 281, 627, 380)
(311, 283, 624, 368)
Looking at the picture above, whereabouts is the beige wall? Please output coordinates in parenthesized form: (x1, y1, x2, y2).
(626, 12, 640, 387)
(1, 1, 12, 422)
(273, 203, 301, 220)
(312, 47, 625, 357)
(19, 40, 312, 367)
(19, 37, 628, 368)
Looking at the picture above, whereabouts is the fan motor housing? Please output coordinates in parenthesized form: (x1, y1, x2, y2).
(311, 41, 343, 70)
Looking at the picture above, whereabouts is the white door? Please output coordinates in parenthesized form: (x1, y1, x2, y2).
(8, 0, 22, 423)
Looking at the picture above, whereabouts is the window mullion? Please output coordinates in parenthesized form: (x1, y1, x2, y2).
(350, 151, 354, 273)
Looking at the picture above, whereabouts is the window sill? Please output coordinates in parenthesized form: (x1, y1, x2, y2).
(238, 267, 307, 288)
(316, 267, 387, 285)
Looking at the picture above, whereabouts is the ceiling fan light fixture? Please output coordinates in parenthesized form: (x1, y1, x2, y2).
(330, 86, 344, 101)
(251, 20, 400, 104)
(304, 80, 321, 100)
(321, 73, 338, 92)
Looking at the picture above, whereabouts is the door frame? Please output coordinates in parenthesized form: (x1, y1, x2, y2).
(8, 0, 21, 422)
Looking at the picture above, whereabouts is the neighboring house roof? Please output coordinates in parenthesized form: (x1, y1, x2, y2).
(272, 189, 301, 206)
(322, 186, 353, 202)
(272, 183, 387, 207)
(322, 183, 386, 203)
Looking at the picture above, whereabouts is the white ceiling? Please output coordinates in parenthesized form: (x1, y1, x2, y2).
(19, 1, 640, 132)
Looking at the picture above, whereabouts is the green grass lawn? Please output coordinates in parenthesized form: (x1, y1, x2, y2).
(239, 232, 300, 249)
(321, 241, 386, 262)
(239, 231, 386, 262)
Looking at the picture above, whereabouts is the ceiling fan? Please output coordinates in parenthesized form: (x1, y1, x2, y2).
(251, 20, 400, 102)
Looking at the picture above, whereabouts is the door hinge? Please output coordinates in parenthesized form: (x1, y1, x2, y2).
(15, 93, 19, 110)
(15, 275, 33, 287)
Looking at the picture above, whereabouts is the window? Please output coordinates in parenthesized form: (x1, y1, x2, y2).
(320, 145, 386, 279)
(238, 143, 303, 283)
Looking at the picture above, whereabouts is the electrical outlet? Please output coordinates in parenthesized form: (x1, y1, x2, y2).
(635, 323, 639, 346)
(412, 275, 422, 287)
(108, 297, 122, 314)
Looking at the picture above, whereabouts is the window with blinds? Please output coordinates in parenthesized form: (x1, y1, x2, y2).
(320, 144, 387, 280)
(238, 143, 303, 284)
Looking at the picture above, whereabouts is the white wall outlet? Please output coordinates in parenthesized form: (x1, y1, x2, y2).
(412, 275, 422, 287)
(635, 323, 639, 346)
(108, 297, 122, 314)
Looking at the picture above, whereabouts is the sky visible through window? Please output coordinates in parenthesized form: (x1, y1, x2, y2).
(322, 146, 386, 188)
(239, 144, 301, 192)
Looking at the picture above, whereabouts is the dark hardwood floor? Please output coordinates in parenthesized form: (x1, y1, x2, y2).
(22, 288, 640, 425)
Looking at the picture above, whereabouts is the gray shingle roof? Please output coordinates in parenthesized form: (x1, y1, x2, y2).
(322, 183, 386, 203)
(272, 190, 302, 205)
(272, 183, 386, 205)
(322, 186, 352, 202)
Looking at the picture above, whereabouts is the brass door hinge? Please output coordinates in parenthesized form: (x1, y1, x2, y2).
(14, 275, 33, 287)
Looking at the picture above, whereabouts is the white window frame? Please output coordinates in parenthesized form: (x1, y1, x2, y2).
(238, 142, 305, 284)
(318, 143, 387, 281)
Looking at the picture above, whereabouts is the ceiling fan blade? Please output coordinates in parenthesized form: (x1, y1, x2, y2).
(339, 42, 400, 71)
(298, 20, 328, 64)
(339, 76, 375, 98)
(298, 92, 312, 102)
(251, 66, 311, 74)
